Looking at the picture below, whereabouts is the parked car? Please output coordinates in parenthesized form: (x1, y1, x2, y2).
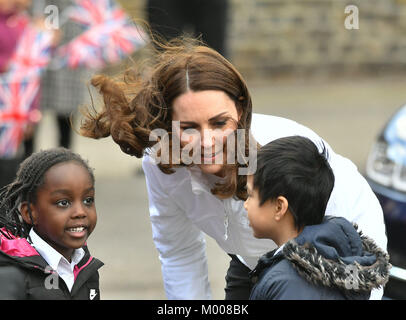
(365, 103, 406, 299)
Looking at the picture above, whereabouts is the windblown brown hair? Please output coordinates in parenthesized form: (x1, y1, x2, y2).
(80, 37, 254, 200)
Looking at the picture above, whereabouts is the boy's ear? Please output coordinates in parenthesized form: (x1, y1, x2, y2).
(20, 202, 37, 226)
(274, 196, 289, 221)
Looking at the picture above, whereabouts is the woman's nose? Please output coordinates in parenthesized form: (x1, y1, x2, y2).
(201, 129, 215, 150)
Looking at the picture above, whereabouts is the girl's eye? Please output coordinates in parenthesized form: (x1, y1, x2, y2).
(56, 200, 70, 208)
(83, 197, 94, 206)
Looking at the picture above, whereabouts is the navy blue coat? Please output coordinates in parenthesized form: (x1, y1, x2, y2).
(249, 216, 390, 300)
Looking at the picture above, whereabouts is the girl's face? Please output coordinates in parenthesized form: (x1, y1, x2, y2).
(23, 161, 97, 262)
(172, 90, 240, 177)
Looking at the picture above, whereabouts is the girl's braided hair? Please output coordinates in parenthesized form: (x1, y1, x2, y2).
(0, 148, 95, 239)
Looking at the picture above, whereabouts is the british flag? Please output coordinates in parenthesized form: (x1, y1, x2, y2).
(7, 24, 54, 81)
(69, 0, 127, 27)
(0, 25, 53, 158)
(56, 0, 147, 69)
(0, 73, 41, 158)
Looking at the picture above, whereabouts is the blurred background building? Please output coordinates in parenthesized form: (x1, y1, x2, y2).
(120, 0, 406, 80)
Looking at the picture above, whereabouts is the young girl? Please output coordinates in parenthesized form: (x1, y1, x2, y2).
(0, 148, 103, 300)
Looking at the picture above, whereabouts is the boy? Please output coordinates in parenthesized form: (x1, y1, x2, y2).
(245, 136, 390, 300)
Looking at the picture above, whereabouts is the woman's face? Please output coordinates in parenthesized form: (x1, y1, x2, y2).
(172, 90, 240, 176)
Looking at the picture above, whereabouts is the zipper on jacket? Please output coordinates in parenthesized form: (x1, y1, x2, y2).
(71, 257, 103, 298)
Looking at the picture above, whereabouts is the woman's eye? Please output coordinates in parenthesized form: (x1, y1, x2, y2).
(56, 200, 70, 208)
(215, 121, 227, 127)
(180, 126, 196, 131)
(84, 197, 94, 206)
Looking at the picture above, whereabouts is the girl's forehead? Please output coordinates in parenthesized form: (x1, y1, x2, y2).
(42, 161, 93, 187)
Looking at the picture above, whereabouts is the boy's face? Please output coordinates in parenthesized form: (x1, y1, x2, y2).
(23, 161, 97, 262)
(244, 175, 279, 239)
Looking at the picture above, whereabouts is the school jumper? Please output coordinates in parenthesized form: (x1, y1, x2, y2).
(142, 113, 388, 300)
(249, 216, 391, 300)
(0, 231, 103, 300)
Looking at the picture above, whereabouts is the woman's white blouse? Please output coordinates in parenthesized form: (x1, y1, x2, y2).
(142, 113, 388, 300)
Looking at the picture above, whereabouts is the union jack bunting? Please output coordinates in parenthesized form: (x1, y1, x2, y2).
(56, 0, 147, 69)
(0, 26, 53, 158)
(0, 73, 41, 158)
(7, 25, 54, 81)
(68, 0, 127, 27)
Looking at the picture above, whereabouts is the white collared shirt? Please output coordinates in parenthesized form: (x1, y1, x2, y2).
(273, 244, 285, 257)
(142, 113, 387, 300)
(29, 228, 85, 292)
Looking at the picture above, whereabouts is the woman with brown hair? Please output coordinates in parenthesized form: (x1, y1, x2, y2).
(80, 38, 387, 300)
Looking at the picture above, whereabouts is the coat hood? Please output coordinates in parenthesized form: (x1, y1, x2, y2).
(0, 229, 39, 258)
(0, 228, 52, 274)
(253, 216, 391, 296)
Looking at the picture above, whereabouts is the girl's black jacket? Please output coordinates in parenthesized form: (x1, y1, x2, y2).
(0, 230, 104, 300)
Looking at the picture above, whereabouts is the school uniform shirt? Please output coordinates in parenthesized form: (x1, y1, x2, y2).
(142, 113, 388, 300)
(273, 245, 284, 257)
(29, 228, 85, 292)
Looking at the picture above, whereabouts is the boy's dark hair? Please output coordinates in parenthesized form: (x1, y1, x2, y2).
(253, 136, 335, 231)
(0, 148, 95, 239)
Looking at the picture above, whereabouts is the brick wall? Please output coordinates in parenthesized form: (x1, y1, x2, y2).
(228, 0, 406, 79)
(120, 0, 406, 79)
